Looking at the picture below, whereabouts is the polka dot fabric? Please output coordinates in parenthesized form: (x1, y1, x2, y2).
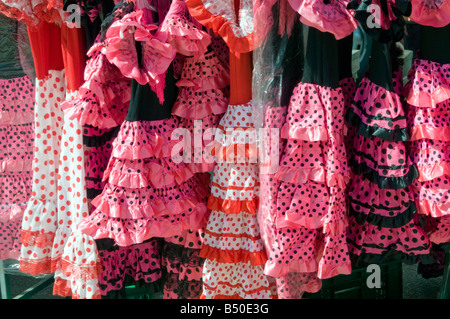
(200, 101, 275, 299)
(405, 32, 450, 247)
(97, 238, 164, 299)
(171, 50, 229, 174)
(0, 76, 35, 263)
(266, 76, 352, 286)
(20, 70, 66, 276)
(346, 43, 432, 266)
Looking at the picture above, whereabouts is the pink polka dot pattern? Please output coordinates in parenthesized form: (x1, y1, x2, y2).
(406, 54, 450, 247)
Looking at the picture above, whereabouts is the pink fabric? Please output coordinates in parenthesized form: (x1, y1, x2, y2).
(353, 134, 413, 178)
(176, 50, 230, 90)
(407, 100, 450, 141)
(409, 139, 450, 181)
(404, 58, 450, 109)
(287, 0, 358, 39)
(349, 174, 414, 218)
(104, 10, 176, 101)
(412, 177, 450, 217)
(282, 82, 345, 143)
(347, 215, 431, 258)
(275, 180, 330, 230)
(98, 238, 163, 297)
(111, 117, 180, 160)
(103, 156, 195, 189)
(409, 0, 450, 27)
(351, 77, 407, 131)
(172, 87, 228, 119)
(158, 6, 211, 56)
(61, 48, 130, 129)
(429, 215, 450, 244)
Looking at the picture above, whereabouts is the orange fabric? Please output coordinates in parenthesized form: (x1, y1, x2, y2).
(228, 51, 252, 105)
(185, 0, 254, 53)
(61, 24, 87, 92)
(200, 244, 267, 265)
(207, 195, 259, 214)
(27, 21, 64, 79)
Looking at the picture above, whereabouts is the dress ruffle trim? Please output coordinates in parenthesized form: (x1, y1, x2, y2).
(158, 14, 211, 57)
(288, 0, 358, 40)
(77, 202, 208, 247)
(89, 178, 210, 220)
(409, 0, 450, 27)
(347, 77, 408, 141)
(349, 156, 418, 190)
(172, 87, 228, 119)
(110, 118, 180, 160)
(404, 58, 450, 109)
(103, 157, 196, 189)
(207, 195, 258, 214)
(104, 10, 176, 101)
(199, 244, 267, 265)
(176, 50, 230, 90)
(185, 0, 255, 53)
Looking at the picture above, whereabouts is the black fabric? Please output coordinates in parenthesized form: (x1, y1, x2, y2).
(301, 25, 340, 89)
(419, 25, 450, 64)
(125, 64, 178, 122)
(350, 200, 417, 229)
(348, 0, 410, 44)
(367, 40, 395, 92)
(345, 106, 410, 142)
(338, 34, 354, 81)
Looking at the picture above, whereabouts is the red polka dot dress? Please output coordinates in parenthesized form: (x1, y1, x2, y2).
(0, 15, 35, 261)
(345, 1, 432, 266)
(186, 0, 277, 299)
(404, 16, 450, 248)
(12, 10, 103, 297)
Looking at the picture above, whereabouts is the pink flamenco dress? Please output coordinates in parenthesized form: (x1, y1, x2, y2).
(0, 14, 35, 262)
(186, 0, 277, 299)
(261, 0, 357, 299)
(345, 0, 433, 267)
(404, 6, 450, 252)
(76, 4, 213, 299)
(158, 0, 231, 299)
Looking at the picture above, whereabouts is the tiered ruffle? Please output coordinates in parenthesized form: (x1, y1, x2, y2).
(171, 49, 229, 174)
(200, 101, 276, 299)
(61, 44, 131, 130)
(346, 71, 432, 265)
(265, 82, 352, 286)
(406, 56, 450, 245)
(0, 75, 35, 260)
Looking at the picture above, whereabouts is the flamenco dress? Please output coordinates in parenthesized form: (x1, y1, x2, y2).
(264, 24, 354, 298)
(76, 5, 213, 299)
(404, 5, 450, 253)
(345, 0, 432, 266)
(0, 14, 35, 261)
(186, 0, 277, 299)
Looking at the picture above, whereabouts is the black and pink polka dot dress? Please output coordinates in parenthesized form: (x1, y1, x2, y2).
(0, 14, 35, 261)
